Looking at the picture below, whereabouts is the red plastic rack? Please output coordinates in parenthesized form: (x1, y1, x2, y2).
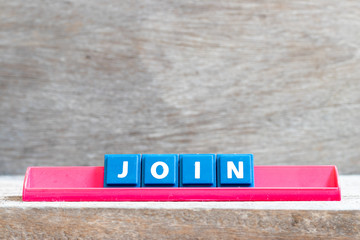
(22, 165, 340, 201)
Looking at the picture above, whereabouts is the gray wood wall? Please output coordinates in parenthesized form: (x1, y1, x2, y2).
(1, 0, 359, 174)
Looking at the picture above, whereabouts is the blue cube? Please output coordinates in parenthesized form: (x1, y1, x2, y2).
(104, 154, 141, 187)
(217, 154, 254, 187)
(142, 154, 179, 187)
(180, 154, 216, 187)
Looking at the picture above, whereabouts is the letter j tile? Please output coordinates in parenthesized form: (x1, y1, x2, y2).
(104, 154, 141, 187)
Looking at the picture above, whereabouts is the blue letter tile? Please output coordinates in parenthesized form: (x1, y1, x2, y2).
(180, 154, 216, 187)
(217, 154, 254, 187)
(142, 154, 179, 187)
(104, 154, 141, 187)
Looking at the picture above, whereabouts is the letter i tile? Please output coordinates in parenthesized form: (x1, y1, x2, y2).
(180, 154, 216, 187)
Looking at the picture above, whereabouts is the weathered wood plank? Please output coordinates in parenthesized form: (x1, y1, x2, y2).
(1, 0, 360, 174)
(2, 208, 359, 239)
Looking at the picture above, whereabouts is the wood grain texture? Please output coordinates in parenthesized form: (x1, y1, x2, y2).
(1, 208, 359, 240)
(1, 0, 360, 174)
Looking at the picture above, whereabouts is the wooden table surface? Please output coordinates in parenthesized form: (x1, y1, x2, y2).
(1, 175, 359, 239)
(1, 0, 360, 175)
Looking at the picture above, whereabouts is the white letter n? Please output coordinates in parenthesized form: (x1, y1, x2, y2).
(227, 161, 243, 179)
(117, 161, 128, 178)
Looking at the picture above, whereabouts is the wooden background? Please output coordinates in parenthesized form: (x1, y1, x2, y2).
(1, 0, 359, 174)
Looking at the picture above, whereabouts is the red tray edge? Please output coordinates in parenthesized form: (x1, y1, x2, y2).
(22, 165, 341, 202)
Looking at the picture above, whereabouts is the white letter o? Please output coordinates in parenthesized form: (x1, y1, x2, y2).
(150, 161, 169, 179)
